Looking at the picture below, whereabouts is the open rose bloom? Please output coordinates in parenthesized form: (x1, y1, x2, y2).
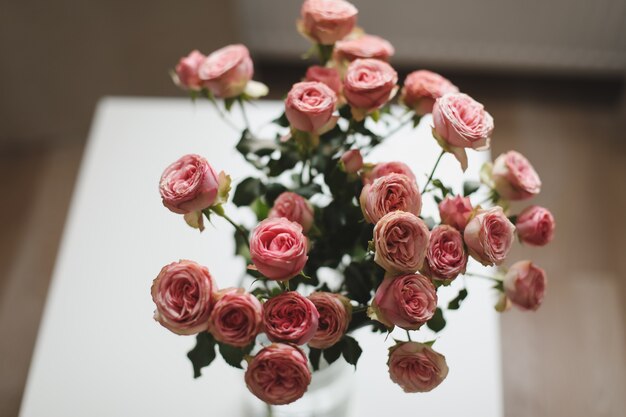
(173, 50, 206, 91)
(208, 288, 262, 347)
(198, 44, 253, 98)
(504, 261, 547, 311)
(285, 81, 338, 135)
(159, 154, 219, 214)
(268, 192, 315, 233)
(305, 65, 342, 95)
(360, 173, 422, 223)
(401, 70, 459, 115)
(373, 211, 430, 274)
(388, 342, 449, 392)
(516, 205, 555, 246)
(491, 151, 542, 200)
(343, 58, 398, 120)
(299, 0, 358, 45)
(362, 161, 417, 185)
(438, 195, 473, 231)
(422, 225, 467, 281)
(263, 292, 319, 345)
(464, 207, 515, 266)
(308, 292, 352, 349)
(334, 34, 395, 63)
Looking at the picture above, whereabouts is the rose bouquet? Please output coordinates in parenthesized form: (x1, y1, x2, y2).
(153, 0, 555, 409)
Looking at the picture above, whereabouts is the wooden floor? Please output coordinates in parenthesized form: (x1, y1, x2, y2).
(1, 76, 625, 417)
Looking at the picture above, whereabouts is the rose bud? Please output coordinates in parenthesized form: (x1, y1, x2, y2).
(374, 211, 430, 274)
(438, 195, 473, 231)
(334, 34, 395, 62)
(340, 149, 363, 173)
(307, 292, 352, 349)
(422, 225, 468, 281)
(388, 342, 449, 392)
(250, 218, 309, 281)
(432, 93, 494, 171)
(400, 70, 459, 115)
(208, 288, 262, 348)
(464, 207, 515, 266)
(268, 192, 315, 233)
(504, 260, 547, 311)
(173, 50, 205, 91)
(305, 65, 342, 96)
(159, 154, 219, 214)
(245, 343, 311, 405)
(263, 292, 319, 345)
(362, 161, 417, 185)
(299, 0, 358, 45)
(516, 205, 555, 246)
(369, 273, 437, 330)
(491, 151, 542, 201)
(359, 173, 422, 224)
(198, 44, 253, 98)
(285, 81, 338, 134)
(343, 59, 398, 119)
(151, 260, 216, 335)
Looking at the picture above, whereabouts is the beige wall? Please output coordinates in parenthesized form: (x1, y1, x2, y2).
(0, 0, 238, 146)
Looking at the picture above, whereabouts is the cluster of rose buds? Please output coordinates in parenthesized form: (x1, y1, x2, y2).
(156, 0, 556, 407)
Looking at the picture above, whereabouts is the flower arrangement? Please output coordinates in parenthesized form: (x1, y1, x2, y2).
(153, 0, 555, 408)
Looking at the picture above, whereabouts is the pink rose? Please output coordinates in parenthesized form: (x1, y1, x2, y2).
(516, 205, 555, 246)
(263, 292, 319, 345)
(373, 211, 430, 274)
(340, 149, 363, 173)
(422, 225, 467, 281)
(363, 161, 417, 185)
(208, 288, 262, 347)
(359, 173, 422, 224)
(307, 292, 352, 349)
(268, 192, 315, 233)
(159, 154, 219, 214)
(504, 260, 547, 311)
(492, 151, 542, 200)
(463, 207, 515, 266)
(285, 81, 338, 134)
(369, 273, 437, 330)
(343, 59, 398, 114)
(174, 50, 205, 91)
(305, 65, 342, 95)
(438, 195, 473, 231)
(299, 0, 358, 45)
(250, 218, 309, 281)
(334, 34, 395, 62)
(198, 44, 253, 98)
(401, 70, 459, 115)
(151, 260, 216, 335)
(388, 342, 449, 392)
(245, 343, 311, 405)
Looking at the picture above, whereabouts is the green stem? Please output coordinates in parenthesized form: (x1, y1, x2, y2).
(464, 272, 502, 282)
(238, 98, 252, 133)
(208, 98, 240, 132)
(406, 330, 412, 342)
(422, 150, 445, 194)
(266, 403, 273, 417)
(205, 208, 250, 248)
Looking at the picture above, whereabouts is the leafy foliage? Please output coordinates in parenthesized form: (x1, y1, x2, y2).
(187, 332, 216, 378)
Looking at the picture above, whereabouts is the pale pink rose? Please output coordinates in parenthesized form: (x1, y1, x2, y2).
(374, 211, 430, 274)
(363, 161, 417, 185)
(198, 44, 253, 98)
(250, 218, 309, 281)
(400, 70, 459, 115)
(268, 192, 315, 233)
(388, 342, 449, 392)
(516, 205, 555, 246)
(369, 273, 437, 330)
(504, 260, 547, 311)
(464, 207, 515, 266)
(359, 173, 422, 224)
(245, 343, 311, 405)
(305, 65, 342, 95)
(307, 292, 352, 349)
(159, 154, 219, 214)
(334, 34, 395, 62)
(343, 59, 398, 113)
(340, 149, 363, 173)
(422, 225, 467, 281)
(263, 292, 319, 345)
(285, 81, 337, 134)
(208, 288, 262, 347)
(174, 50, 206, 91)
(299, 0, 358, 45)
(151, 260, 216, 335)
(438, 195, 473, 231)
(492, 151, 542, 200)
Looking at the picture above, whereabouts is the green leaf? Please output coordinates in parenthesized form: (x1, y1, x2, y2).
(187, 332, 216, 378)
(412, 114, 422, 128)
(341, 336, 363, 368)
(217, 342, 254, 369)
(224, 97, 236, 112)
(233, 177, 266, 206)
(426, 308, 446, 332)
(264, 183, 288, 206)
(273, 112, 290, 127)
(508, 215, 518, 225)
(344, 263, 373, 305)
(309, 347, 322, 371)
(463, 180, 481, 197)
(447, 288, 468, 310)
(431, 179, 453, 197)
(323, 340, 343, 365)
(251, 197, 269, 220)
(434, 195, 442, 204)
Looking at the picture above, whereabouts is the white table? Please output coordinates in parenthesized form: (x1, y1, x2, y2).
(20, 98, 502, 417)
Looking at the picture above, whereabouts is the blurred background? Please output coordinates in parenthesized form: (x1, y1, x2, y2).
(1, 0, 625, 416)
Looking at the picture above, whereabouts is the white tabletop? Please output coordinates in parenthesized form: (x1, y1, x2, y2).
(20, 97, 502, 417)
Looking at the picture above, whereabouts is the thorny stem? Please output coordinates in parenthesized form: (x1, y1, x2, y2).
(422, 150, 445, 194)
